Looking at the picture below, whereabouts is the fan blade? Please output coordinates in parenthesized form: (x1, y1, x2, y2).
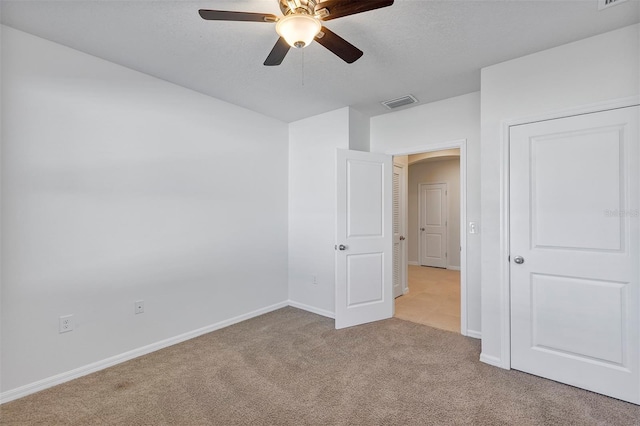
(315, 27, 363, 64)
(264, 37, 291, 66)
(315, 0, 394, 21)
(198, 10, 278, 23)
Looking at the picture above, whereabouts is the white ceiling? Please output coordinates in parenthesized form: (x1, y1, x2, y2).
(2, 0, 639, 122)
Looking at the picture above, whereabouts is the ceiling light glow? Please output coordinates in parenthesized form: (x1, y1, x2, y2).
(276, 14, 321, 48)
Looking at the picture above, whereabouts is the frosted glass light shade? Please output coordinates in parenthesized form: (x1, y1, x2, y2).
(276, 14, 321, 48)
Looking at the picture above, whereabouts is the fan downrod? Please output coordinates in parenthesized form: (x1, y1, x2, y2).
(279, 0, 319, 16)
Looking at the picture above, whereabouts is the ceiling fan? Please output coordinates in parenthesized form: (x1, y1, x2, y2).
(198, 0, 394, 66)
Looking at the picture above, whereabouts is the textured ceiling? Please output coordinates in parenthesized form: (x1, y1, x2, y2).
(2, 0, 639, 122)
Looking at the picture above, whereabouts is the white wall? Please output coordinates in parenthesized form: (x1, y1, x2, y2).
(480, 24, 640, 365)
(288, 108, 350, 316)
(348, 108, 370, 152)
(371, 92, 481, 336)
(409, 149, 460, 163)
(408, 158, 461, 268)
(394, 155, 408, 167)
(0, 26, 289, 395)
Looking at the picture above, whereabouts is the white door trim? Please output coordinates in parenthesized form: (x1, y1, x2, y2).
(418, 182, 448, 268)
(385, 139, 468, 336)
(497, 96, 640, 370)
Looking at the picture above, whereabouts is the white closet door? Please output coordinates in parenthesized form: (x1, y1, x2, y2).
(510, 106, 639, 404)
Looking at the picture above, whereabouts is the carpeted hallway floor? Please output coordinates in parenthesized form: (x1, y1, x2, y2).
(1, 307, 639, 425)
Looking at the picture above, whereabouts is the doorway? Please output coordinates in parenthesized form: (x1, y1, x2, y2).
(393, 147, 464, 334)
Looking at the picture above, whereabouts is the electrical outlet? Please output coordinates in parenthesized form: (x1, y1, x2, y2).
(135, 300, 144, 314)
(312, 275, 318, 285)
(59, 315, 74, 333)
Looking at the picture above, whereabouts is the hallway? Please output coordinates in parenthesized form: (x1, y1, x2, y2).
(394, 265, 461, 333)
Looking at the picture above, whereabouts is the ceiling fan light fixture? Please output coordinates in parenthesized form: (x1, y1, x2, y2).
(276, 14, 321, 48)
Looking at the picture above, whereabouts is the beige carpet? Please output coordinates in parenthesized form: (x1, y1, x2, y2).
(395, 265, 460, 332)
(1, 307, 639, 425)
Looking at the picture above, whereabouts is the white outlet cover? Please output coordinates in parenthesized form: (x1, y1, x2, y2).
(59, 315, 74, 333)
(135, 300, 144, 314)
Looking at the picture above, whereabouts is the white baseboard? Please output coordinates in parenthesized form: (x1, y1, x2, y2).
(447, 265, 461, 271)
(0, 301, 289, 404)
(407, 261, 419, 266)
(466, 329, 481, 339)
(287, 300, 335, 319)
(479, 353, 504, 368)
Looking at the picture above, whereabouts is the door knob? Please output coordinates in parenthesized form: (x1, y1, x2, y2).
(420, 228, 425, 231)
(338, 244, 347, 251)
(399, 236, 405, 241)
(513, 256, 524, 264)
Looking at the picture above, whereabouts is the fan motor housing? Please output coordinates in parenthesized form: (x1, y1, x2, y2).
(279, 0, 319, 16)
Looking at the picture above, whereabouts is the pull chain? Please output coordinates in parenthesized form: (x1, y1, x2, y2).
(301, 49, 305, 86)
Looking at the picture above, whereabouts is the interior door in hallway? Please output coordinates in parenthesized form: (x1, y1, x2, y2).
(393, 163, 407, 298)
(419, 183, 447, 268)
(335, 149, 393, 329)
(509, 105, 639, 404)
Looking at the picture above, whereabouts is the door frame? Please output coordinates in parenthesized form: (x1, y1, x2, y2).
(418, 182, 448, 268)
(387, 139, 469, 336)
(497, 96, 640, 370)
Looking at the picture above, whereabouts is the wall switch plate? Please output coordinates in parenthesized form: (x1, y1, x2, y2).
(59, 315, 74, 333)
(469, 222, 478, 234)
(135, 300, 144, 314)
(312, 275, 318, 285)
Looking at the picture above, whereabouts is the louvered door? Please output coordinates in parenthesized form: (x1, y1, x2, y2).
(393, 164, 406, 298)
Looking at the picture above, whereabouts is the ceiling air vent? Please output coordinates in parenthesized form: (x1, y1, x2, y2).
(598, 0, 628, 10)
(382, 95, 418, 110)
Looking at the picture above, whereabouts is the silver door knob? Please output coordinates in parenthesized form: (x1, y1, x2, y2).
(513, 256, 524, 264)
(338, 244, 347, 251)
(399, 236, 405, 241)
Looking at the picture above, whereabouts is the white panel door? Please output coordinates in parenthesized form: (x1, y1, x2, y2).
(336, 149, 393, 329)
(393, 164, 406, 298)
(510, 106, 639, 404)
(419, 183, 447, 268)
